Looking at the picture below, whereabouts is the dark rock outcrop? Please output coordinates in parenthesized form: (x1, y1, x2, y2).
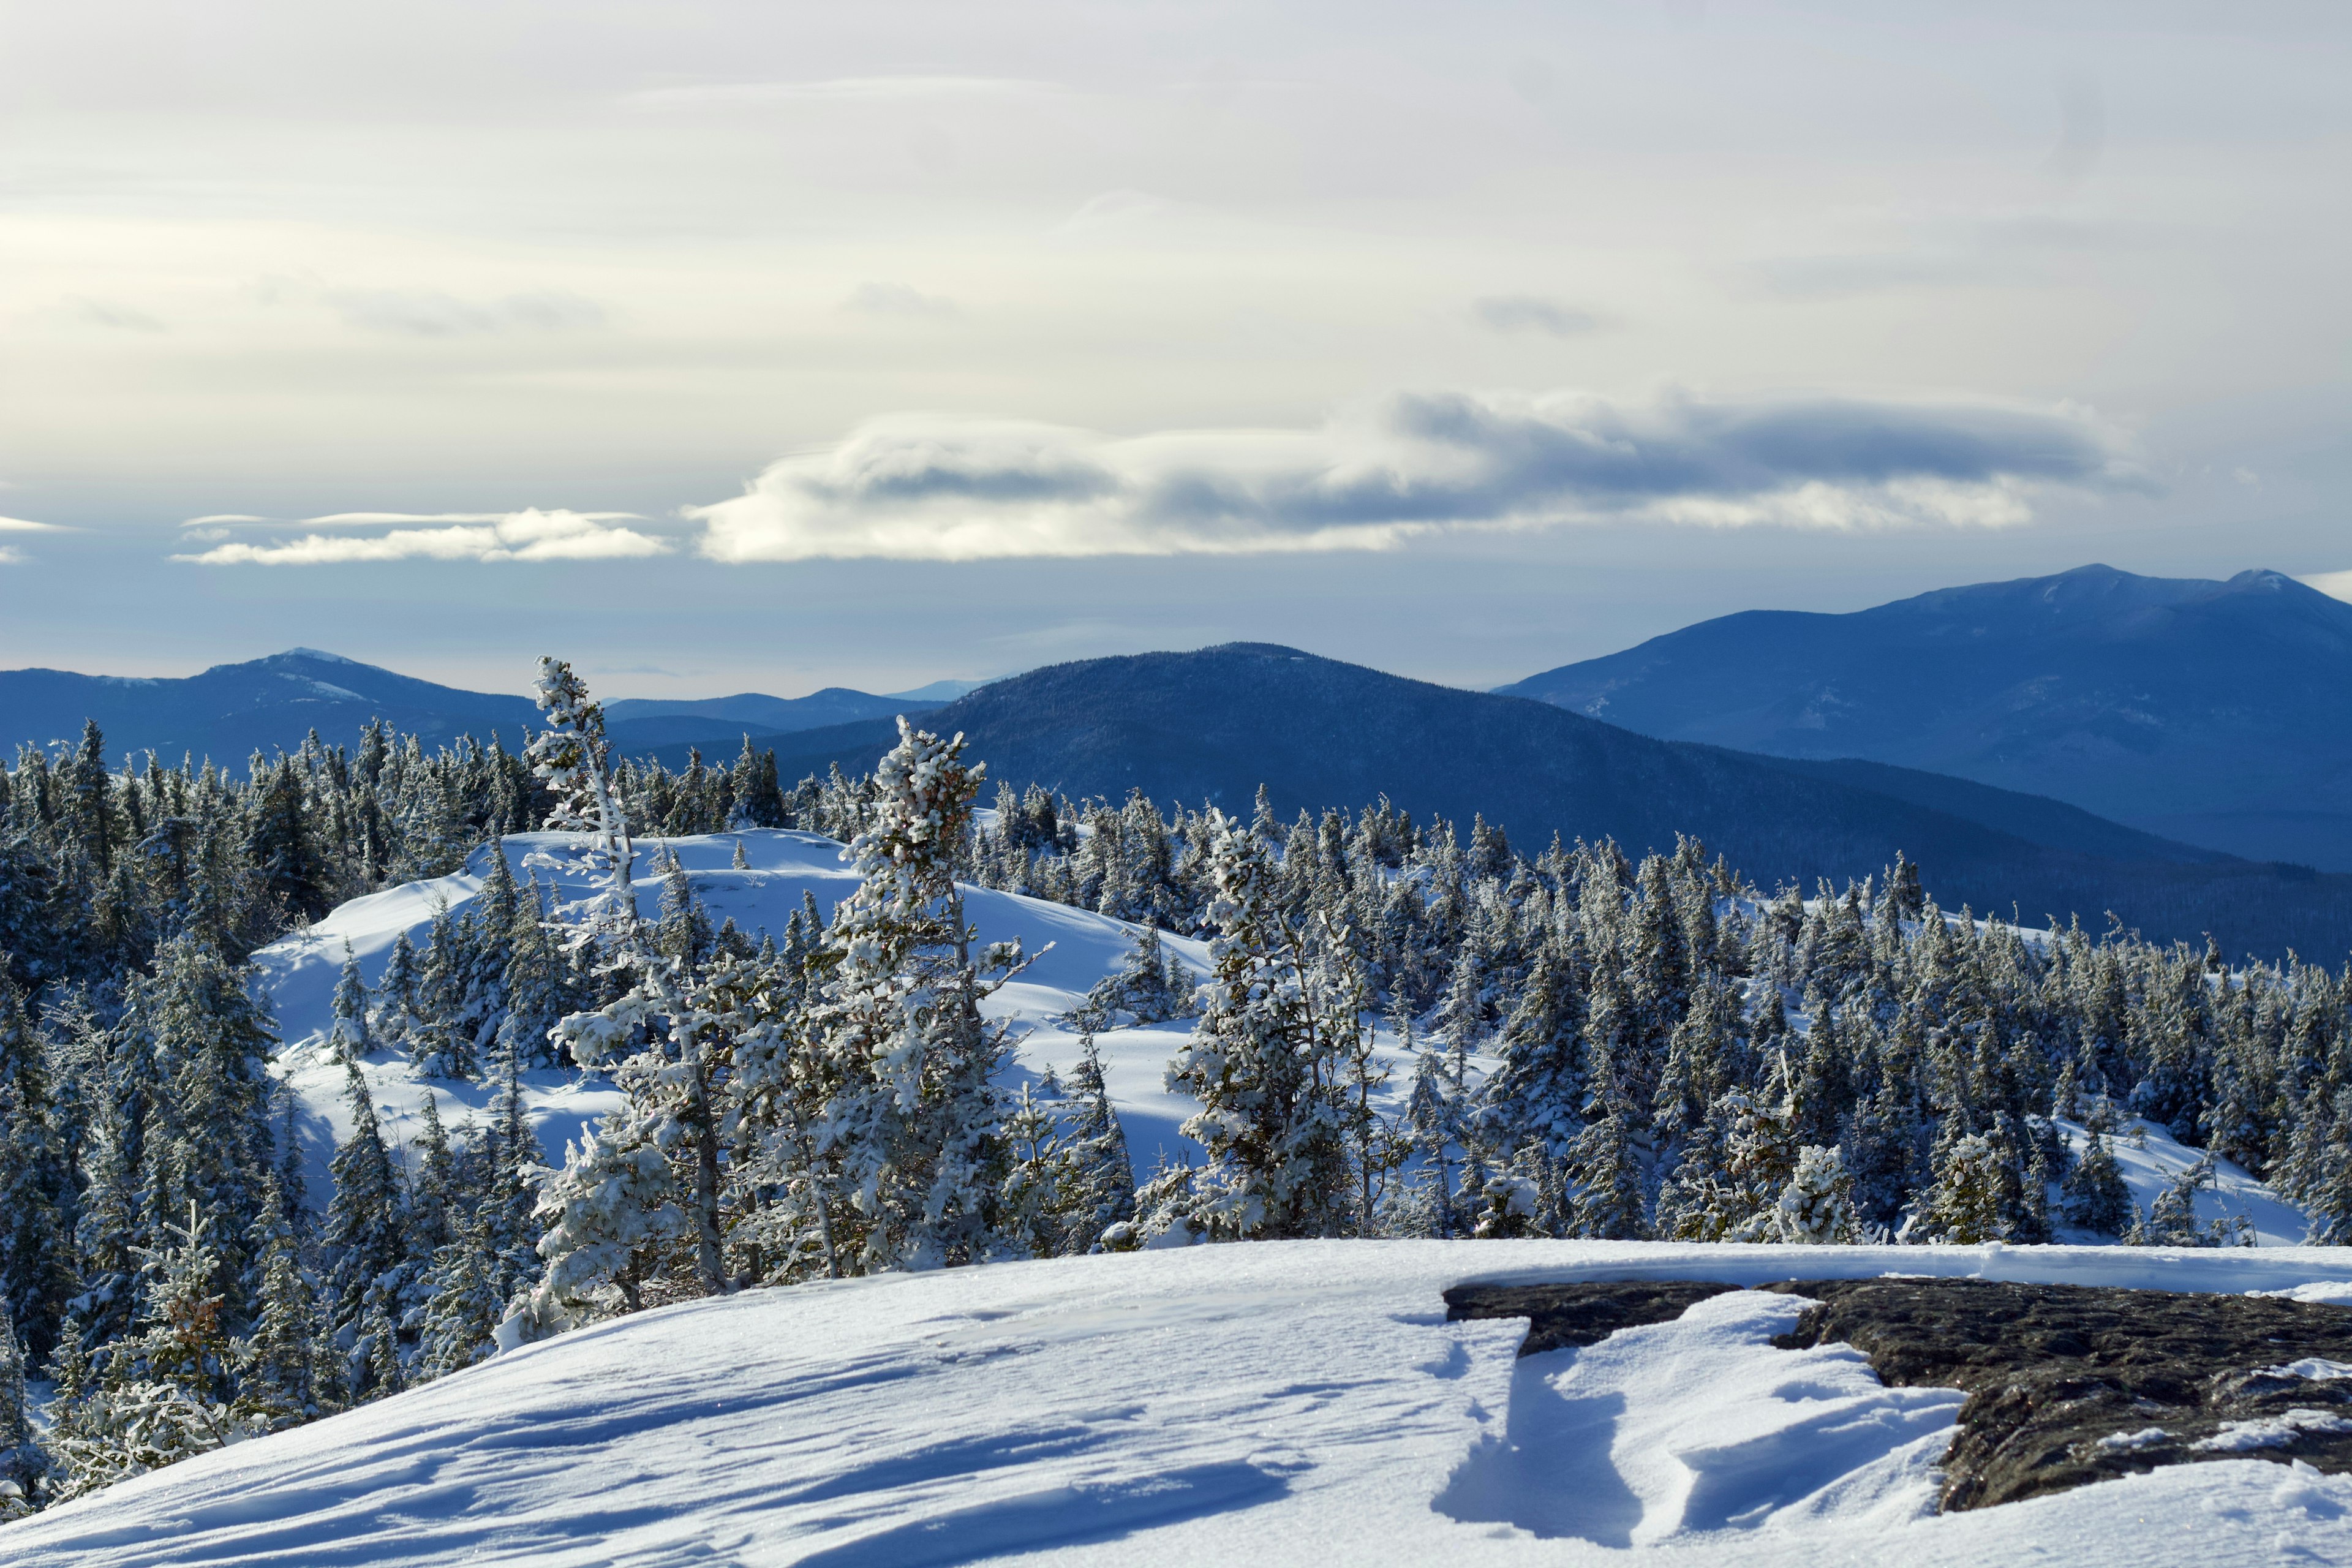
(1442, 1280, 1745, 1357)
(1763, 1276, 2352, 1510)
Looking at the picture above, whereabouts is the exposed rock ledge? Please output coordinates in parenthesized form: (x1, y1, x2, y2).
(1444, 1276, 2352, 1512)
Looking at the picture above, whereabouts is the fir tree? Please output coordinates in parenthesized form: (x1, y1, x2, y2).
(0, 970, 71, 1357)
(321, 1065, 407, 1370)
(326, 941, 372, 1061)
(0, 1306, 43, 1519)
(2059, 1129, 2131, 1234)
(1159, 812, 1357, 1242)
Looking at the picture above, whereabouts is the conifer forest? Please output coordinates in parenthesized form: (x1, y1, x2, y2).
(1, 657, 2348, 1515)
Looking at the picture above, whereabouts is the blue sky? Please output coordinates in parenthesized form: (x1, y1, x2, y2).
(2, 2, 2345, 698)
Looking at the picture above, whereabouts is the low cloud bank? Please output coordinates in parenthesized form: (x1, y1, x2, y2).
(687, 390, 2136, 562)
(179, 510, 668, 565)
(179, 388, 2138, 567)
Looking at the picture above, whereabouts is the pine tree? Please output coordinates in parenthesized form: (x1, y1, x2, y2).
(371, 930, 423, 1047)
(1770, 1145, 1859, 1243)
(50, 1204, 257, 1501)
(321, 1064, 407, 1378)
(326, 941, 372, 1061)
(796, 718, 1023, 1270)
(1060, 1032, 1136, 1245)
(1402, 1044, 1469, 1238)
(2125, 1153, 2244, 1246)
(0, 970, 71, 1357)
(417, 1213, 506, 1378)
(239, 1175, 332, 1429)
(1159, 811, 1357, 1242)
(0, 1306, 44, 1520)
(2061, 1130, 2132, 1235)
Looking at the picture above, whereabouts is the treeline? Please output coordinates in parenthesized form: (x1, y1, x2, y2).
(4, 666, 2352, 1517)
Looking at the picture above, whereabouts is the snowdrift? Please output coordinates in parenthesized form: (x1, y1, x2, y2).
(12, 1241, 2352, 1566)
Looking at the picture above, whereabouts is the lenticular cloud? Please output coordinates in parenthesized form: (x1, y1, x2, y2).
(179, 510, 669, 565)
(687, 390, 2136, 562)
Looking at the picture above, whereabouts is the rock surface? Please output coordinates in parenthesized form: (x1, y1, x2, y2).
(1441, 1275, 2352, 1513)
(1442, 1280, 1744, 1356)
(1765, 1276, 2352, 1509)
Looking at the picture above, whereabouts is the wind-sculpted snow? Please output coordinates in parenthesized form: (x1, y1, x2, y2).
(251, 830, 1397, 1202)
(11, 1242, 2352, 1566)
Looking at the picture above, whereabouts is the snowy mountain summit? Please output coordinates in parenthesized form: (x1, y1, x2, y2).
(10, 1242, 2352, 1566)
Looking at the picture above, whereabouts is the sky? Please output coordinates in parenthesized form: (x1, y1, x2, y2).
(1, 1, 2345, 699)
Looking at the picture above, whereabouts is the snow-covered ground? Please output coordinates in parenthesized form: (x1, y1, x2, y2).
(254, 831, 1415, 1202)
(13, 1240, 2352, 1566)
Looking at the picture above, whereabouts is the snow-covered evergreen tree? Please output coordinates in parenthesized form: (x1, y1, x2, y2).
(795, 718, 1026, 1270)
(325, 941, 371, 1061)
(2062, 1129, 2132, 1235)
(1156, 812, 1357, 1242)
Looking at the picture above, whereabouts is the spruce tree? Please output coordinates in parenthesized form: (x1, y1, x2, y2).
(0, 970, 71, 1357)
(326, 941, 372, 1061)
(1159, 811, 1357, 1242)
(2062, 1129, 2132, 1235)
(321, 1065, 407, 1374)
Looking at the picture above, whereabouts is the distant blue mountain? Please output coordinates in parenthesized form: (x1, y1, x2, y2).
(601, 689, 940, 753)
(1498, 565, 2352, 870)
(0, 650, 540, 764)
(693, 643, 2352, 959)
(0, 652, 941, 765)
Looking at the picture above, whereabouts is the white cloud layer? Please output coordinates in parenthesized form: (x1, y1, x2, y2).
(325, 290, 606, 338)
(2302, 571, 2352, 604)
(178, 510, 667, 565)
(688, 390, 2135, 563)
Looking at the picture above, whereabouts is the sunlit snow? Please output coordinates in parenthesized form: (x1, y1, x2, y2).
(11, 1243, 2352, 1566)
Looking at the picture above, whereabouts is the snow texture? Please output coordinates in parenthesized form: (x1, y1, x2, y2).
(2051, 1115, 2307, 1245)
(10, 1241, 2352, 1566)
(254, 831, 1367, 1204)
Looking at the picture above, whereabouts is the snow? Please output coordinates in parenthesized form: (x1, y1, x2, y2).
(254, 831, 1419, 1202)
(252, 831, 2319, 1243)
(2052, 1115, 2309, 1245)
(2258, 1283, 2352, 1307)
(2193, 1411, 2352, 1452)
(1433, 1289, 1962, 1544)
(2269, 1359, 2352, 1381)
(12, 1240, 2352, 1567)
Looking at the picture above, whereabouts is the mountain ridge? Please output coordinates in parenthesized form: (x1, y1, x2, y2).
(1498, 564, 2352, 869)
(669, 641, 2352, 957)
(0, 651, 942, 764)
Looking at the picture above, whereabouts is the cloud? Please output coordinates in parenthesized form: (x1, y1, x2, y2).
(0, 516, 64, 532)
(1058, 190, 1174, 233)
(627, 75, 1048, 110)
(326, 289, 606, 337)
(688, 390, 2137, 562)
(0, 547, 23, 565)
(2302, 572, 2352, 604)
(2044, 65, 2105, 184)
(1472, 296, 1598, 337)
(840, 282, 959, 319)
(69, 298, 167, 333)
(178, 510, 669, 565)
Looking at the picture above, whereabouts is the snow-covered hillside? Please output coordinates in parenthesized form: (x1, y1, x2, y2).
(253, 832, 2318, 1245)
(254, 830, 1401, 1202)
(11, 1240, 2352, 1566)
